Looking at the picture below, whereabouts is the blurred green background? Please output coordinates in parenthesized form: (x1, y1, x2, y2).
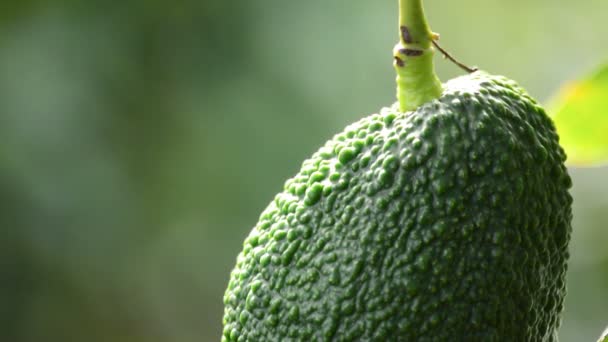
(1, 0, 607, 341)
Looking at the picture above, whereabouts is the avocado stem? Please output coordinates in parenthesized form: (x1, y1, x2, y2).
(394, 0, 443, 112)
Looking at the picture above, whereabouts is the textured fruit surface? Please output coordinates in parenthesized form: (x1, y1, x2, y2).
(222, 71, 573, 342)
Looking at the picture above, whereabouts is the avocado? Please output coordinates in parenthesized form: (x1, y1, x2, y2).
(222, 71, 573, 341)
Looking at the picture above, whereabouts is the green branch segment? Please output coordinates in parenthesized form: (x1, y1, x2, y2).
(393, 0, 442, 112)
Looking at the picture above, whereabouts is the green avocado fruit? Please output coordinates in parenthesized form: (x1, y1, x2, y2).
(222, 71, 573, 341)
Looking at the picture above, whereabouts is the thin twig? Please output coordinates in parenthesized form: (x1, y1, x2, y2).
(432, 40, 478, 73)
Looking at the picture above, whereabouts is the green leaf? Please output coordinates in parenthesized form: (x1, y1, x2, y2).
(547, 64, 608, 166)
(598, 326, 608, 342)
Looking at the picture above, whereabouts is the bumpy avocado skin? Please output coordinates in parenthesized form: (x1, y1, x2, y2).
(222, 72, 572, 342)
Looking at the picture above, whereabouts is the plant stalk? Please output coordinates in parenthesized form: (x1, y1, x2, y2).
(394, 0, 442, 112)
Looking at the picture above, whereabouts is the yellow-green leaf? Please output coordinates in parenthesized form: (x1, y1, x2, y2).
(547, 65, 608, 166)
(598, 326, 608, 342)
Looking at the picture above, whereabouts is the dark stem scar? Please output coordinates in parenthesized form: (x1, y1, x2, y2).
(394, 56, 405, 67)
(400, 26, 413, 44)
(400, 48, 424, 57)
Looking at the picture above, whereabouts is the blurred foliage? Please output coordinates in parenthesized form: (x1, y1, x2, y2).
(0, 1, 607, 341)
(549, 64, 608, 166)
(600, 327, 608, 342)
